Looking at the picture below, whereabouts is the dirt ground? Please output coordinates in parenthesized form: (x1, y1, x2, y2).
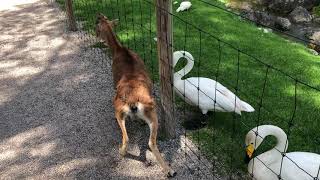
(0, 0, 213, 179)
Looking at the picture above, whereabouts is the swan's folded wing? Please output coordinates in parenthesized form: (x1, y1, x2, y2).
(215, 81, 255, 113)
(283, 152, 320, 178)
(196, 78, 239, 113)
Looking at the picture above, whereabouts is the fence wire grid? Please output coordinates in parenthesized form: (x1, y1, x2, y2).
(57, 0, 320, 179)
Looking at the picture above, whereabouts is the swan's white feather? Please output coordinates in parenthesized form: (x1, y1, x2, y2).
(176, 1, 192, 12)
(173, 50, 254, 115)
(246, 125, 320, 180)
(250, 152, 320, 180)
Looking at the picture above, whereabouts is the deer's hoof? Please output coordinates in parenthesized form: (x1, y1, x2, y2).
(167, 169, 177, 178)
(119, 146, 127, 157)
(144, 160, 154, 167)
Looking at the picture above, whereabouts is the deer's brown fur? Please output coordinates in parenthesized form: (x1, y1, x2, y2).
(96, 13, 175, 177)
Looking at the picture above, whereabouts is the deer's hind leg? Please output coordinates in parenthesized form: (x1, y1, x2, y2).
(142, 109, 176, 177)
(115, 111, 129, 156)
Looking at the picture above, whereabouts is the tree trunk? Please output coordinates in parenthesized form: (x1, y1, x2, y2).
(65, 0, 77, 31)
(155, 0, 175, 139)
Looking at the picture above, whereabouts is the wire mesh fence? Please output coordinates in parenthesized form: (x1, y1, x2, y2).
(56, 0, 320, 179)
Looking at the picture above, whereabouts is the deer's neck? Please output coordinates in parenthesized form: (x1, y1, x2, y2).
(102, 26, 122, 54)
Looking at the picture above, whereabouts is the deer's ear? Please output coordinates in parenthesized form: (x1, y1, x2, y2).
(111, 19, 119, 27)
(97, 13, 109, 22)
(97, 13, 103, 19)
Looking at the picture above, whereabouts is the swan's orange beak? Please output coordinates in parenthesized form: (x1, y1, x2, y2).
(245, 144, 254, 164)
(246, 144, 254, 158)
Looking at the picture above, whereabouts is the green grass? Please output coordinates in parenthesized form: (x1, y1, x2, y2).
(313, 5, 320, 17)
(57, 0, 320, 178)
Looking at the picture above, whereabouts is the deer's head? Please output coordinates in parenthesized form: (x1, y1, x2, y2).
(95, 13, 118, 40)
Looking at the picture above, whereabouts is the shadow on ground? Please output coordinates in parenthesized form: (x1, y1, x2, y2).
(0, 1, 214, 179)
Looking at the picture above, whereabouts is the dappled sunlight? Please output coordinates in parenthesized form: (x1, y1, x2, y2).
(1, 161, 42, 178)
(113, 158, 161, 178)
(34, 16, 61, 32)
(118, 29, 140, 44)
(111, 130, 213, 178)
(0, 125, 55, 178)
(0, 0, 85, 105)
(297, 48, 320, 59)
(0, 0, 40, 11)
(24, 157, 98, 178)
(309, 92, 320, 107)
(50, 60, 73, 71)
(288, 85, 320, 108)
(283, 84, 320, 107)
(0, 59, 47, 104)
(0, 44, 16, 54)
(29, 36, 66, 49)
(0, 150, 18, 162)
(1, 125, 53, 149)
(29, 141, 57, 157)
(0, 0, 120, 178)
(178, 135, 202, 157)
(208, 15, 225, 24)
(41, 158, 98, 176)
(59, 73, 95, 92)
(0, 87, 17, 105)
(0, 124, 98, 178)
(0, 60, 20, 69)
(69, 73, 94, 84)
(7, 66, 44, 78)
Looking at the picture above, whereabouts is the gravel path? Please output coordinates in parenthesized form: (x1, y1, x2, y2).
(0, 0, 213, 179)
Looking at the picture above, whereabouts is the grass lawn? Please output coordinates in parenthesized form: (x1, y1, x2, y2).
(57, 0, 320, 177)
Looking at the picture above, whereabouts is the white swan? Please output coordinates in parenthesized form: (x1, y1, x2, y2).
(245, 125, 320, 180)
(176, 1, 192, 12)
(173, 51, 255, 115)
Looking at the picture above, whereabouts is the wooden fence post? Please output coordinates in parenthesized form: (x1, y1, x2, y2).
(65, 0, 77, 31)
(155, 0, 175, 138)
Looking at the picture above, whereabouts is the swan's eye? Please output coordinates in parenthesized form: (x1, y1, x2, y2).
(251, 142, 254, 145)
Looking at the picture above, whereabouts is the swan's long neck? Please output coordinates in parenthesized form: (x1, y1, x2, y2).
(264, 126, 288, 152)
(173, 51, 194, 81)
(255, 125, 288, 164)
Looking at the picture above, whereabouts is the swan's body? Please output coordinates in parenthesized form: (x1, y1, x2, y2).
(245, 125, 320, 180)
(173, 51, 254, 115)
(176, 1, 192, 12)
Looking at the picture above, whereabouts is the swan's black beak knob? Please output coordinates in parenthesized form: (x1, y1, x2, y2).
(244, 153, 251, 164)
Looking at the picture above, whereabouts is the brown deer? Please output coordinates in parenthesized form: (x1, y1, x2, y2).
(95, 13, 176, 177)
